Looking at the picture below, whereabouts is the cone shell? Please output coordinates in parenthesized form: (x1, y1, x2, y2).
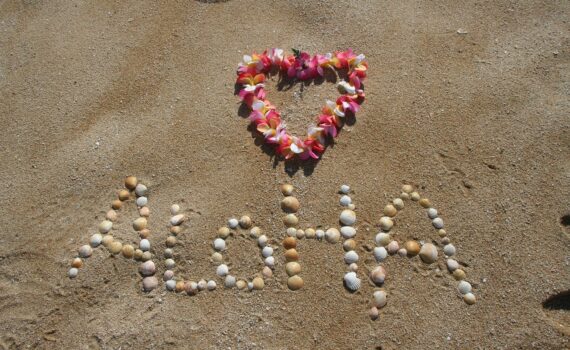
(370, 266, 386, 285)
(287, 275, 304, 290)
(419, 243, 438, 264)
(344, 272, 361, 292)
(281, 196, 300, 213)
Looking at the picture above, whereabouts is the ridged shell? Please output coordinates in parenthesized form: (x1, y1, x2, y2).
(239, 215, 252, 229)
(325, 228, 340, 243)
(373, 290, 387, 308)
(344, 250, 359, 264)
(340, 226, 356, 239)
(370, 266, 386, 285)
(344, 272, 361, 292)
(216, 264, 229, 277)
(373, 247, 388, 262)
(340, 195, 352, 206)
(339, 210, 356, 226)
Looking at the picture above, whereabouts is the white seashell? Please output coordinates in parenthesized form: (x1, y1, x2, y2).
(379, 217, 394, 231)
(228, 218, 239, 229)
(250, 226, 262, 238)
(343, 271, 361, 292)
(170, 204, 180, 215)
(139, 239, 150, 251)
(136, 196, 148, 207)
(402, 184, 413, 193)
(427, 208, 438, 219)
(339, 210, 356, 226)
(262, 246, 273, 258)
(340, 226, 356, 239)
(224, 275, 236, 288)
(373, 290, 387, 308)
(213, 238, 226, 251)
(392, 198, 404, 210)
(340, 184, 350, 194)
(165, 258, 175, 269)
(258, 235, 268, 247)
(349, 263, 358, 272)
(398, 248, 407, 257)
(163, 270, 174, 281)
(325, 228, 340, 243)
(443, 244, 456, 256)
(315, 229, 325, 240)
(344, 250, 359, 264)
(286, 227, 297, 237)
(340, 195, 352, 206)
(197, 279, 207, 291)
(216, 264, 229, 277)
(373, 247, 388, 262)
(348, 204, 356, 210)
(68, 268, 78, 278)
(164, 248, 173, 258)
(370, 266, 386, 285)
(463, 292, 476, 305)
(90, 234, 103, 247)
(419, 243, 438, 264)
(78, 245, 93, 258)
(375, 233, 391, 246)
(458, 281, 472, 294)
(207, 280, 217, 291)
(432, 217, 444, 229)
(98, 220, 113, 234)
(387, 241, 399, 255)
(165, 280, 176, 291)
(447, 259, 459, 271)
(247, 282, 254, 291)
(170, 214, 185, 226)
(264, 256, 275, 268)
(135, 184, 147, 197)
(139, 260, 156, 276)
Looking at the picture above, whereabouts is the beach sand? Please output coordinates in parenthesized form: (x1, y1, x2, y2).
(0, 0, 569, 348)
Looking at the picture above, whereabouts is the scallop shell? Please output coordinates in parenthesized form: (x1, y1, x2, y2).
(135, 183, 147, 197)
(125, 176, 138, 190)
(379, 217, 394, 231)
(139, 239, 150, 251)
(458, 281, 472, 294)
(281, 196, 300, 213)
(90, 234, 103, 248)
(370, 266, 386, 285)
(325, 228, 340, 243)
(216, 264, 229, 277)
(78, 245, 93, 258)
(250, 226, 262, 238)
(285, 262, 301, 276)
(339, 210, 356, 226)
(373, 290, 387, 308)
(432, 217, 444, 229)
(375, 233, 391, 246)
(102, 234, 114, 247)
(228, 218, 239, 229)
(343, 272, 361, 292)
(373, 247, 388, 262)
(340, 226, 356, 239)
(185, 281, 198, 295)
(340, 195, 352, 206)
(211, 252, 223, 263)
(443, 244, 456, 256)
(239, 215, 252, 229)
(262, 246, 273, 258)
(213, 238, 226, 251)
(98, 220, 113, 234)
(344, 250, 359, 264)
(419, 243, 438, 264)
(139, 261, 156, 276)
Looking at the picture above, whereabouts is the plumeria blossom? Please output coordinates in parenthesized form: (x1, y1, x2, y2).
(236, 48, 368, 160)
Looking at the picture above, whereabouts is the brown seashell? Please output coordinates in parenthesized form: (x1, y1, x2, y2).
(281, 196, 300, 213)
(305, 228, 316, 239)
(419, 198, 431, 208)
(142, 276, 158, 292)
(283, 214, 299, 227)
(108, 241, 123, 255)
(141, 251, 152, 261)
(139, 229, 151, 239)
(175, 280, 185, 292)
(118, 189, 130, 201)
(252, 277, 265, 290)
(287, 275, 304, 290)
(125, 176, 138, 190)
(383, 205, 398, 217)
(134, 249, 143, 260)
(453, 269, 466, 280)
(410, 192, 420, 201)
(284, 249, 299, 261)
(262, 266, 273, 278)
(170, 226, 182, 235)
(71, 258, 83, 268)
(280, 184, 294, 196)
(102, 235, 114, 247)
(285, 262, 301, 276)
(343, 239, 356, 252)
(111, 199, 122, 210)
(282, 237, 297, 250)
(166, 236, 177, 247)
(419, 243, 438, 264)
(402, 184, 413, 193)
(369, 306, 380, 320)
(239, 215, 252, 229)
(133, 217, 147, 231)
(404, 240, 420, 256)
(122, 244, 135, 258)
(211, 252, 223, 263)
(218, 227, 230, 239)
(139, 206, 150, 217)
(236, 280, 247, 290)
(106, 210, 118, 222)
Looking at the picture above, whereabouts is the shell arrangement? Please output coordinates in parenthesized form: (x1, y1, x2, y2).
(67, 177, 477, 319)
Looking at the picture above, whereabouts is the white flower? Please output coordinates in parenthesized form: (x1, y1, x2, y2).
(338, 81, 356, 95)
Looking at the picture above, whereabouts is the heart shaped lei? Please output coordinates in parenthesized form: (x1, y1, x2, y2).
(236, 48, 368, 160)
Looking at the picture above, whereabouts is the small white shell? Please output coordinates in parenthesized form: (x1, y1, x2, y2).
(375, 233, 391, 246)
(170, 214, 185, 226)
(139, 239, 150, 251)
(348, 203, 356, 210)
(398, 248, 407, 257)
(224, 275, 236, 288)
(370, 266, 386, 285)
(447, 259, 459, 271)
(78, 245, 93, 258)
(343, 271, 361, 292)
(170, 204, 180, 215)
(258, 235, 268, 247)
(340, 184, 350, 194)
(247, 282, 254, 291)
(340, 195, 352, 206)
(443, 244, 456, 256)
(197, 279, 207, 291)
(344, 250, 359, 264)
(373, 290, 387, 308)
(349, 263, 358, 272)
(432, 217, 444, 229)
(68, 268, 78, 278)
(165, 258, 175, 269)
(286, 227, 297, 237)
(315, 229, 325, 240)
(379, 217, 394, 231)
(165, 280, 176, 291)
(164, 248, 173, 258)
(264, 256, 275, 268)
(392, 198, 404, 210)
(207, 280, 217, 291)
(339, 210, 356, 226)
(228, 218, 239, 229)
(458, 281, 472, 294)
(216, 264, 229, 277)
(427, 208, 438, 219)
(213, 238, 226, 251)
(262, 246, 273, 258)
(340, 226, 356, 239)
(90, 233, 103, 247)
(135, 184, 147, 197)
(98, 220, 113, 234)
(325, 228, 341, 243)
(387, 241, 399, 254)
(373, 247, 388, 262)
(136, 196, 148, 207)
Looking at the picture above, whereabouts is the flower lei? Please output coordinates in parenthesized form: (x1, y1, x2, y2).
(236, 48, 368, 160)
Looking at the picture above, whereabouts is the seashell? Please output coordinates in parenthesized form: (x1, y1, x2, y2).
(438, 229, 447, 237)
(98, 220, 113, 234)
(139, 206, 150, 217)
(285, 262, 301, 276)
(175, 281, 185, 293)
(90, 233, 103, 247)
(315, 229, 325, 240)
(164, 248, 173, 258)
(133, 217, 147, 231)
(252, 277, 264, 290)
(419, 243, 438, 264)
(340, 195, 352, 206)
(375, 233, 391, 246)
(239, 215, 252, 229)
(419, 198, 431, 208)
(370, 266, 386, 285)
(410, 192, 420, 201)
(282, 237, 297, 250)
(215, 227, 230, 240)
(344, 250, 359, 264)
(441, 237, 450, 245)
(349, 263, 358, 272)
(398, 248, 407, 257)
(340, 226, 356, 239)
(134, 249, 143, 261)
(224, 275, 236, 288)
(427, 208, 438, 219)
(135, 184, 147, 197)
(167, 226, 180, 236)
(284, 249, 299, 261)
(379, 217, 394, 231)
(216, 264, 229, 277)
(136, 229, 149, 239)
(373, 290, 387, 308)
(247, 282, 254, 291)
(262, 266, 273, 278)
(325, 228, 341, 243)
(369, 306, 379, 320)
(280, 184, 294, 196)
(102, 234, 114, 247)
(296, 229, 305, 239)
(71, 257, 83, 268)
(400, 192, 410, 200)
(403, 240, 420, 256)
(164, 270, 174, 281)
(170, 214, 185, 226)
(250, 226, 261, 238)
(393, 198, 404, 210)
(143, 276, 158, 292)
(78, 245, 93, 258)
(283, 214, 299, 227)
(227, 218, 239, 229)
(339, 210, 356, 226)
(236, 280, 247, 290)
(139, 239, 151, 251)
(118, 189, 130, 201)
(141, 251, 152, 261)
(305, 228, 316, 239)
(343, 239, 356, 252)
(384, 205, 398, 217)
(207, 280, 217, 291)
(458, 281, 472, 294)
(287, 275, 304, 290)
(165, 280, 176, 291)
(185, 281, 198, 295)
(447, 259, 459, 271)
(373, 247, 388, 262)
(165, 258, 175, 269)
(108, 241, 123, 255)
(111, 199, 122, 210)
(443, 244, 456, 256)
(262, 246, 273, 258)
(432, 218, 444, 229)
(387, 241, 399, 255)
(211, 252, 223, 263)
(68, 267, 78, 278)
(106, 210, 118, 222)
(166, 236, 177, 247)
(258, 235, 268, 247)
(213, 238, 226, 251)
(340, 184, 350, 194)
(263, 256, 275, 269)
(402, 184, 413, 193)
(139, 261, 156, 276)
(136, 196, 148, 207)
(125, 176, 138, 190)
(170, 204, 180, 215)
(343, 272, 361, 292)
(348, 203, 356, 210)
(463, 292, 476, 305)
(286, 227, 297, 237)
(281, 196, 300, 213)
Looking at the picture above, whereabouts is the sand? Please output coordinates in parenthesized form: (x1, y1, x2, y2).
(1, 0, 569, 349)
